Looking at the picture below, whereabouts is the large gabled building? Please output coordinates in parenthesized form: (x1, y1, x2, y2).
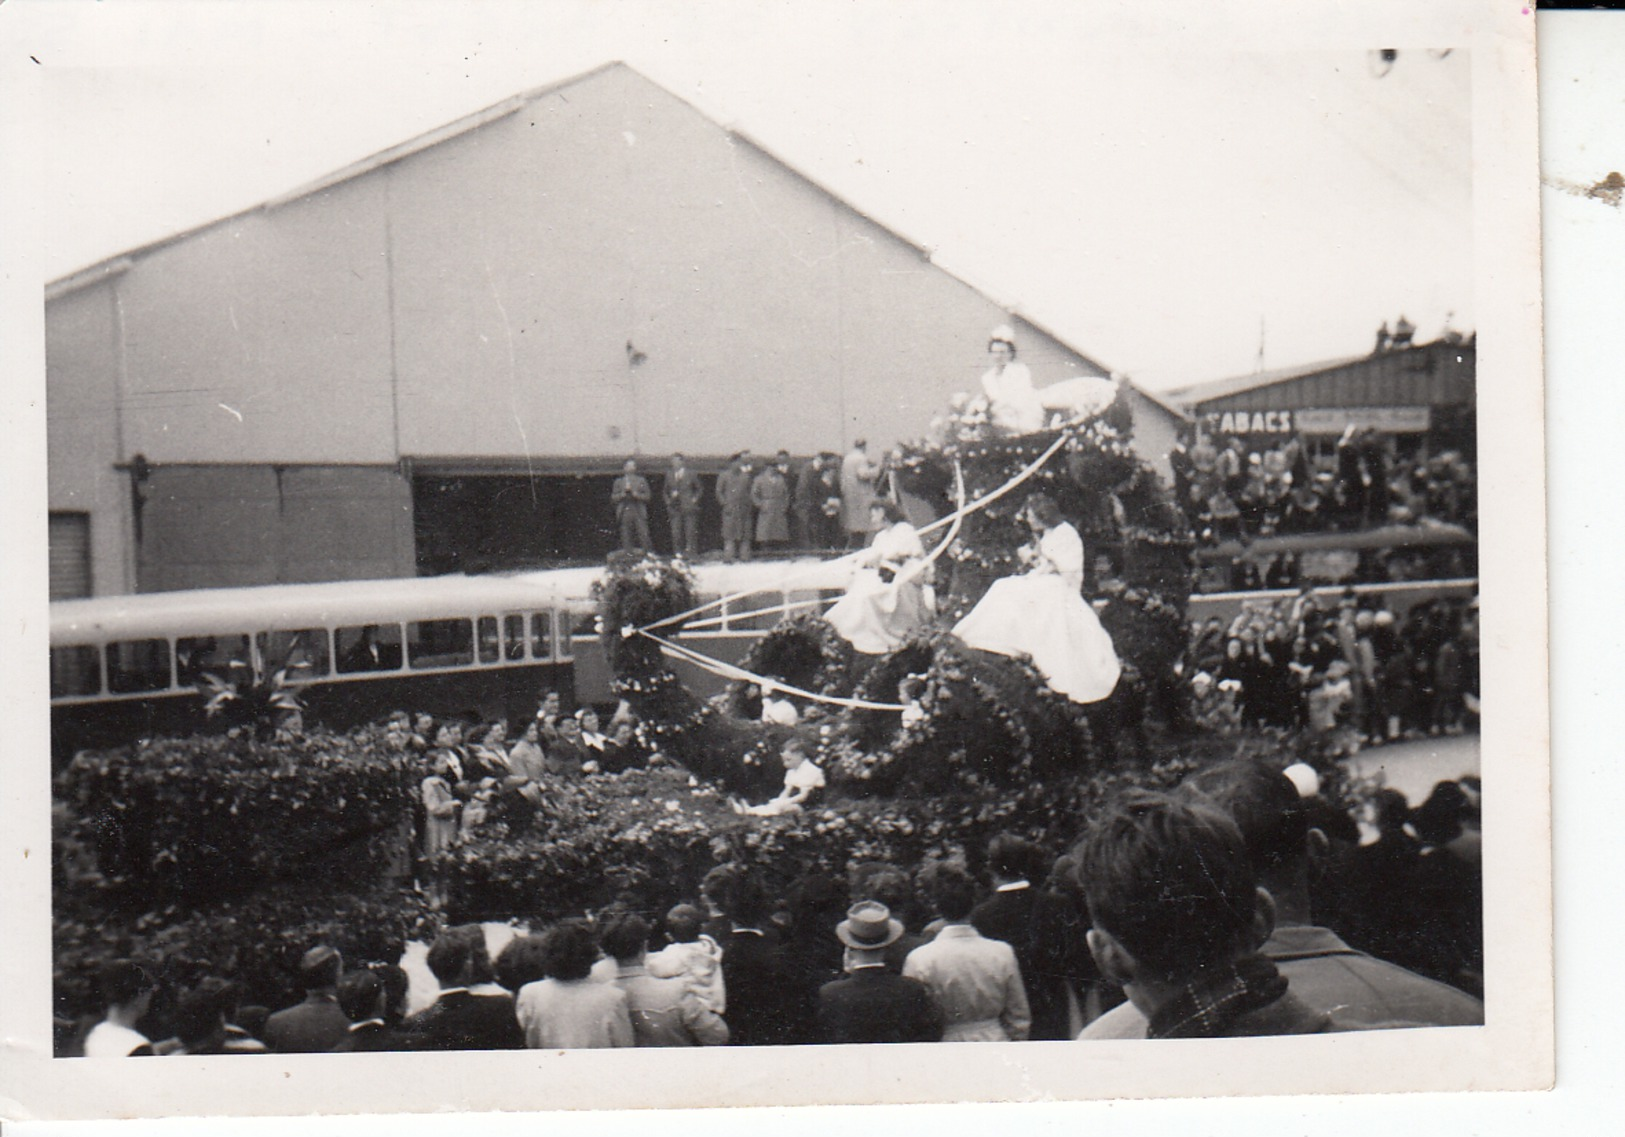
(46, 62, 1182, 598)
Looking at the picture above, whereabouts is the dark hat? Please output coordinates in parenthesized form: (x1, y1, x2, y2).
(835, 901, 904, 950)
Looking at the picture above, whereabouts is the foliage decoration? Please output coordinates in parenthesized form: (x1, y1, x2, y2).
(59, 723, 419, 906)
(829, 633, 1095, 794)
(720, 613, 857, 718)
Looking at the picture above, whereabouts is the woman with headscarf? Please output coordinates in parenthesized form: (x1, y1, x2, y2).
(825, 500, 931, 654)
(952, 493, 1121, 704)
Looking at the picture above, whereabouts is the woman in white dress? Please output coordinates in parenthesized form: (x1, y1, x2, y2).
(826, 499, 931, 654)
(952, 493, 1121, 704)
(981, 325, 1046, 436)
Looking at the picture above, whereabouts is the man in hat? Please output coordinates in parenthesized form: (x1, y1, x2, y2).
(263, 944, 352, 1053)
(817, 902, 942, 1044)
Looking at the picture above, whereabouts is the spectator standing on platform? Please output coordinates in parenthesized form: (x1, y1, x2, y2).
(752, 452, 792, 554)
(841, 439, 881, 549)
(717, 452, 755, 562)
(792, 453, 824, 551)
(612, 459, 653, 553)
(663, 453, 704, 559)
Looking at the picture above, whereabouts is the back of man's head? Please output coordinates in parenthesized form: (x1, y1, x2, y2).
(926, 864, 978, 923)
(1182, 760, 1308, 883)
(598, 911, 652, 963)
(447, 925, 494, 984)
(986, 832, 1045, 883)
(99, 961, 154, 1010)
(174, 985, 227, 1048)
(298, 944, 343, 992)
(425, 931, 472, 988)
(336, 970, 383, 1022)
(1080, 790, 1259, 983)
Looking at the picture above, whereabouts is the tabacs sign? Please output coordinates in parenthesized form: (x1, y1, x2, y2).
(1203, 410, 1295, 436)
(1202, 406, 1432, 437)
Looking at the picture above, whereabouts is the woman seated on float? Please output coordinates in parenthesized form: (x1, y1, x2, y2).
(952, 492, 1121, 705)
(825, 499, 932, 655)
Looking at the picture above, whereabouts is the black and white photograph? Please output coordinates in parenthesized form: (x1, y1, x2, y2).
(0, 0, 1553, 1121)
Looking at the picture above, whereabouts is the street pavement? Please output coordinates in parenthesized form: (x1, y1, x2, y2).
(1342, 731, 1480, 807)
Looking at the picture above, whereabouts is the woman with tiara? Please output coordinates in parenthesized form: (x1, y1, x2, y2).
(953, 493, 1121, 704)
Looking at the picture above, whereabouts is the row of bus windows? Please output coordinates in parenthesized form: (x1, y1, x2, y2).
(50, 612, 557, 699)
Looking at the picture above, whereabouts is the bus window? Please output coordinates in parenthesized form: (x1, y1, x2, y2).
(259, 629, 331, 680)
(176, 634, 251, 688)
(336, 624, 404, 673)
(50, 645, 101, 698)
(106, 638, 172, 694)
(407, 618, 473, 670)
(504, 615, 526, 661)
(530, 612, 553, 660)
(477, 617, 502, 664)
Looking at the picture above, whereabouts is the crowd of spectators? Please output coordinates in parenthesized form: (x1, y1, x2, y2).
(1168, 427, 1476, 547)
(1187, 590, 1479, 743)
(65, 754, 1483, 1055)
(612, 441, 915, 561)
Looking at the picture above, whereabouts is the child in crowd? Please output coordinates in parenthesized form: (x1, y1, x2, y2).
(731, 736, 825, 816)
(644, 903, 727, 1015)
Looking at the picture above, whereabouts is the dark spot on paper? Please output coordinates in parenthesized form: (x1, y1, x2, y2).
(1587, 172, 1623, 208)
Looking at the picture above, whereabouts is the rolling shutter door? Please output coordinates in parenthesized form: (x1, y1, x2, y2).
(48, 513, 91, 599)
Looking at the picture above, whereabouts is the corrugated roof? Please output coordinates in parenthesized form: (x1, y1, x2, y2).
(1163, 352, 1373, 409)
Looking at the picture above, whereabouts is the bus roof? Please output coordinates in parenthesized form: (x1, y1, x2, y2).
(50, 571, 593, 644)
(48, 557, 858, 645)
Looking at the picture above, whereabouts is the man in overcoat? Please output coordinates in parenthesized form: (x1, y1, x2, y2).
(817, 902, 942, 1044)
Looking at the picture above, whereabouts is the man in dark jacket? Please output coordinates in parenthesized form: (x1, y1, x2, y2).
(330, 969, 408, 1052)
(402, 928, 524, 1050)
(663, 453, 705, 559)
(971, 833, 1077, 1040)
(817, 902, 942, 1044)
(263, 945, 352, 1054)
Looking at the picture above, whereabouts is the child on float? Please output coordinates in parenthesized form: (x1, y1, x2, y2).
(731, 734, 825, 817)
